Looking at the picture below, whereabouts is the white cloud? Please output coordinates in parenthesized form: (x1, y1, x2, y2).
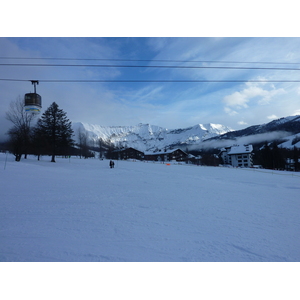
(238, 121, 248, 125)
(257, 88, 285, 105)
(224, 107, 238, 116)
(293, 109, 300, 116)
(198, 131, 292, 150)
(223, 91, 248, 109)
(131, 86, 164, 103)
(267, 114, 278, 120)
(223, 82, 286, 115)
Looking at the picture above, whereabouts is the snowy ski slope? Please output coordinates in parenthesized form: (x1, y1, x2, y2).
(0, 153, 299, 262)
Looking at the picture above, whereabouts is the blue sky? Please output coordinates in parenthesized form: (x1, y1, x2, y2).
(1, 36, 300, 140)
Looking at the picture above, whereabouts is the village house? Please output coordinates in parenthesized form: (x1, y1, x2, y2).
(285, 157, 300, 171)
(187, 153, 201, 165)
(109, 147, 192, 163)
(110, 147, 144, 160)
(219, 144, 253, 168)
(144, 149, 188, 162)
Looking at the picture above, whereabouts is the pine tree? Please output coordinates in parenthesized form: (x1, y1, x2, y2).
(34, 102, 74, 162)
(260, 143, 273, 169)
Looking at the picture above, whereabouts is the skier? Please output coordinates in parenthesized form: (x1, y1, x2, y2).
(109, 160, 115, 168)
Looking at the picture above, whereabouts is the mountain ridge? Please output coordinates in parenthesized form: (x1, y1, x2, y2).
(72, 115, 300, 152)
(72, 122, 233, 152)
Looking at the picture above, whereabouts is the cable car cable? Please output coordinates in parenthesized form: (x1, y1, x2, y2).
(1, 78, 300, 83)
(2, 63, 300, 71)
(0, 56, 299, 65)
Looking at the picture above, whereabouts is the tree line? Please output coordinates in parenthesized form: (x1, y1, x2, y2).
(190, 143, 300, 171)
(255, 142, 300, 171)
(5, 98, 74, 162)
(4, 97, 116, 162)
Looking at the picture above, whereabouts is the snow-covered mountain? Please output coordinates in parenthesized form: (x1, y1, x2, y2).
(72, 122, 233, 152)
(72, 115, 300, 152)
(204, 115, 300, 150)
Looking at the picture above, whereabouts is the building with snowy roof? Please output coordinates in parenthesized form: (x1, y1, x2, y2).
(220, 144, 253, 167)
(110, 147, 144, 160)
(144, 149, 188, 162)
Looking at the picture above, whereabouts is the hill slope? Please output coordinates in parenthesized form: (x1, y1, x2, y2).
(202, 115, 300, 149)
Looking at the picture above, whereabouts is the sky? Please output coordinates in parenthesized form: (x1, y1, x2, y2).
(1, 5, 300, 142)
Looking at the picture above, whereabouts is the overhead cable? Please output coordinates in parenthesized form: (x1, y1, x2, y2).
(0, 56, 299, 65)
(1, 78, 300, 83)
(2, 63, 300, 71)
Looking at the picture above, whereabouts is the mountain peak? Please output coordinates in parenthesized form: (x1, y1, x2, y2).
(72, 116, 300, 152)
(72, 122, 233, 152)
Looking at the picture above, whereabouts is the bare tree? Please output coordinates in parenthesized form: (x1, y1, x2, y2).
(77, 127, 92, 158)
(6, 96, 37, 161)
(98, 137, 105, 159)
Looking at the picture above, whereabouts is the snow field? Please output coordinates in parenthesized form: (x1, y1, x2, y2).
(0, 153, 299, 262)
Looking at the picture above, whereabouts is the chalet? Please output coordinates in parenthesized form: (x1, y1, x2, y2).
(187, 154, 201, 165)
(285, 157, 300, 171)
(220, 144, 253, 167)
(144, 149, 188, 162)
(110, 147, 144, 160)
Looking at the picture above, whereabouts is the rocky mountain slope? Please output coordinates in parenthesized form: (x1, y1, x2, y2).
(72, 122, 233, 152)
(72, 115, 300, 152)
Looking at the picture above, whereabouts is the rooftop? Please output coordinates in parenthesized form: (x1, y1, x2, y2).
(228, 144, 253, 155)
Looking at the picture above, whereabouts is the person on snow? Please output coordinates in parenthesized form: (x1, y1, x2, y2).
(109, 160, 115, 168)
